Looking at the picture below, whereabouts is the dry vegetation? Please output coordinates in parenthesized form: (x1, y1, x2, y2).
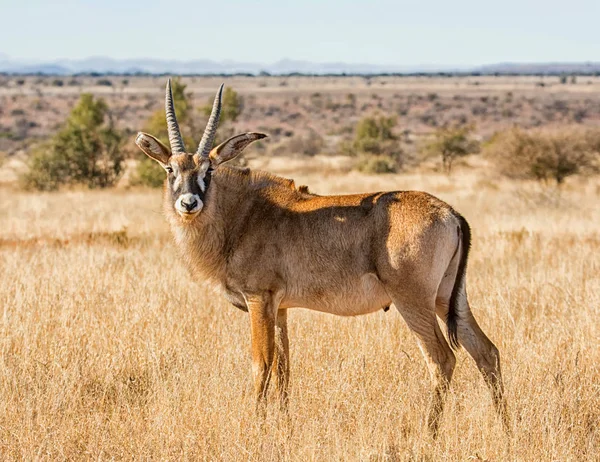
(0, 76, 599, 460)
(1, 169, 599, 460)
(2, 75, 600, 160)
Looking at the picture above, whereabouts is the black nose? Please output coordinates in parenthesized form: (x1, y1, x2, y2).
(181, 198, 198, 212)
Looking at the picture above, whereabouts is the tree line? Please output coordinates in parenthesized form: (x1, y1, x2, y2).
(21, 79, 600, 190)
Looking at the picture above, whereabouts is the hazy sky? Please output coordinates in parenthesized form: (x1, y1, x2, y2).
(1, 0, 598, 65)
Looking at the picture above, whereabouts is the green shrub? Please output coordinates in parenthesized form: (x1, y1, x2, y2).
(347, 115, 404, 172)
(354, 115, 396, 149)
(131, 157, 165, 188)
(22, 143, 69, 191)
(21, 93, 124, 191)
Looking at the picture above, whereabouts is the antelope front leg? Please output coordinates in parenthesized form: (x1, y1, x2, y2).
(246, 293, 277, 416)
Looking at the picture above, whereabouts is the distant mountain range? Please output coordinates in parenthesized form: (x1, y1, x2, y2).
(1, 55, 599, 75)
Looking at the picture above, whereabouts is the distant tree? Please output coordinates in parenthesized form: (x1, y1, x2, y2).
(22, 93, 124, 190)
(426, 124, 480, 173)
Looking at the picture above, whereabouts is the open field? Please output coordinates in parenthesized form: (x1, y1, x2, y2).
(1, 167, 599, 460)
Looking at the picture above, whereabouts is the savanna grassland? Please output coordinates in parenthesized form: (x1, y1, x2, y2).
(1, 171, 599, 460)
(0, 76, 599, 460)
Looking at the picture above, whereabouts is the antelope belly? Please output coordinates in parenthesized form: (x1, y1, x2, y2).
(284, 273, 392, 316)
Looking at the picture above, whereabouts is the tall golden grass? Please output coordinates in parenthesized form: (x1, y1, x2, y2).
(0, 170, 599, 460)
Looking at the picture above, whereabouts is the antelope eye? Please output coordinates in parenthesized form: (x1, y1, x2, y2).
(165, 166, 173, 174)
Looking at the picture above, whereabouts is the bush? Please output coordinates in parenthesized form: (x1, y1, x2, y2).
(21, 94, 124, 191)
(485, 127, 600, 185)
(131, 157, 165, 188)
(347, 115, 404, 172)
(425, 124, 480, 173)
(22, 143, 69, 191)
(354, 115, 396, 151)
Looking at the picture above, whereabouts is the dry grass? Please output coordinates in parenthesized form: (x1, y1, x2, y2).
(0, 168, 599, 460)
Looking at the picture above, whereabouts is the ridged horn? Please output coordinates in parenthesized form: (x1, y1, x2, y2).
(197, 83, 224, 158)
(165, 78, 186, 154)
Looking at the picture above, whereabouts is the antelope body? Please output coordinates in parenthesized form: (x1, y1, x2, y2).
(135, 80, 508, 436)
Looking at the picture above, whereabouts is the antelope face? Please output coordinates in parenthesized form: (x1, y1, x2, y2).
(166, 153, 211, 219)
(135, 79, 266, 222)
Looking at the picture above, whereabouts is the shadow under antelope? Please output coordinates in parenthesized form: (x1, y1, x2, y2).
(135, 80, 509, 436)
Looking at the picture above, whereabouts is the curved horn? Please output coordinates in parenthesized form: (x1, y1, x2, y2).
(165, 78, 186, 154)
(197, 83, 224, 158)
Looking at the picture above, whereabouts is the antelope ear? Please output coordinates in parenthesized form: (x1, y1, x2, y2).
(209, 132, 267, 166)
(135, 132, 171, 165)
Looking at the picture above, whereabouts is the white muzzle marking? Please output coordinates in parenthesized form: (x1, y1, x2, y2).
(175, 193, 203, 216)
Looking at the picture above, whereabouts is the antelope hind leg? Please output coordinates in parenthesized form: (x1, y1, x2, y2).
(273, 309, 290, 413)
(394, 295, 456, 438)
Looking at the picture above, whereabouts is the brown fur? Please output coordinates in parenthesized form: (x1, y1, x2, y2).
(162, 162, 507, 434)
(136, 124, 508, 436)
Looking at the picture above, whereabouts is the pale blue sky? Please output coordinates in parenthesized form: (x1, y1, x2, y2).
(1, 0, 598, 65)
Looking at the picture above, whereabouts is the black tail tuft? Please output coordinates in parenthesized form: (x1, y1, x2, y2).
(447, 213, 471, 350)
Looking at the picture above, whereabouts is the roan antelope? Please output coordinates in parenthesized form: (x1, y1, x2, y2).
(135, 80, 508, 436)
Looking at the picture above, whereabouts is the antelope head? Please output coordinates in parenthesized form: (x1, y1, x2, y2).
(135, 80, 266, 220)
